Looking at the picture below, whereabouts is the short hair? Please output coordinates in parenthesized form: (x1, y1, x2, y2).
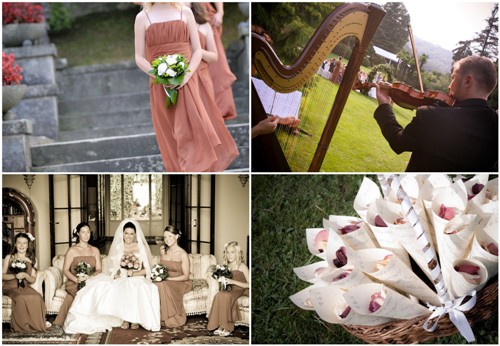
(454, 56, 497, 95)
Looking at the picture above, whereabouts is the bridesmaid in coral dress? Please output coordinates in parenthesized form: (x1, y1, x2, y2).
(155, 226, 192, 328)
(203, 2, 238, 120)
(52, 222, 102, 329)
(191, 3, 239, 171)
(2, 233, 47, 332)
(207, 241, 249, 337)
(135, 2, 228, 172)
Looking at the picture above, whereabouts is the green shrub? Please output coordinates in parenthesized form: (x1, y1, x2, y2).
(48, 3, 72, 34)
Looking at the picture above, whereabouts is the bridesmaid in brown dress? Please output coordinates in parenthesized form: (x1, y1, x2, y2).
(52, 222, 102, 329)
(135, 3, 228, 172)
(207, 241, 249, 337)
(191, 3, 239, 171)
(2, 233, 47, 332)
(203, 2, 238, 120)
(155, 226, 192, 328)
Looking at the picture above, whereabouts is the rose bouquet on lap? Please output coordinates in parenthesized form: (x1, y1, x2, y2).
(150, 264, 168, 282)
(10, 258, 27, 288)
(150, 54, 190, 109)
(75, 261, 94, 290)
(210, 264, 232, 291)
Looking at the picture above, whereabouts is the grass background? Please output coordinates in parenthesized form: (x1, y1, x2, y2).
(251, 174, 498, 344)
(50, 3, 247, 66)
(275, 75, 413, 172)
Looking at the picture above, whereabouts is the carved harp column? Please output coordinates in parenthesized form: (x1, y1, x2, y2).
(252, 3, 386, 172)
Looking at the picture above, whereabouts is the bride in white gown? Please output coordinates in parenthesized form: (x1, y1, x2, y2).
(64, 219, 160, 333)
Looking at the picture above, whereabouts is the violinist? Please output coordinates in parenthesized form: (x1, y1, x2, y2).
(373, 55, 498, 172)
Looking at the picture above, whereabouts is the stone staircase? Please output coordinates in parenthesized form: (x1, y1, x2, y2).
(30, 61, 249, 172)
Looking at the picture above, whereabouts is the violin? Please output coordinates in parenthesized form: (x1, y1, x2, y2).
(356, 82, 455, 110)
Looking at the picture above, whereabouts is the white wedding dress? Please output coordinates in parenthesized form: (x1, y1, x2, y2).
(64, 220, 161, 334)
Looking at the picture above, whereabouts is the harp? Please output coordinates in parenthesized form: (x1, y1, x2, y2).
(252, 3, 386, 172)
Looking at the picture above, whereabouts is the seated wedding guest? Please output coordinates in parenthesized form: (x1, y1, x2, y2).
(207, 241, 249, 337)
(2, 233, 47, 332)
(373, 55, 498, 171)
(155, 225, 191, 328)
(52, 222, 102, 330)
(64, 219, 160, 333)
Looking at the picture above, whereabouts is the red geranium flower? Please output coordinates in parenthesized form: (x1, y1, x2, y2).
(2, 52, 23, 86)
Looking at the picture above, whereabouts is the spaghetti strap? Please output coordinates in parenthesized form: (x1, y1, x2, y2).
(144, 10, 152, 25)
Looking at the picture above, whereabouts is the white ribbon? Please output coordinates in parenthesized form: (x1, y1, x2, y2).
(423, 290, 477, 342)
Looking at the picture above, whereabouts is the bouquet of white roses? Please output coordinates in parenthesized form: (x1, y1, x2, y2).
(149, 54, 190, 109)
(10, 258, 28, 288)
(75, 261, 94, 290)
(210, 264, 232, 291)
(150, 263, 168, 282)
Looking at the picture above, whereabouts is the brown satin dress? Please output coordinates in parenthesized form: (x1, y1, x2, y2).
(145, 11, 224, 172)
(207, 269, 249, 332)
(53, 255, 96, 326)
(154, 259, 192, 328)
(3, 261, 46, 332)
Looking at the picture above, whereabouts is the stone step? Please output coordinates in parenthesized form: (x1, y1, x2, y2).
(31, 124, 249, 168)
(58, 123, 154, 141)
(32, 143, 249, 172)
(59, 107, 152, 131)
(58, 91, 151, 116)
(56, 61, 149, 102)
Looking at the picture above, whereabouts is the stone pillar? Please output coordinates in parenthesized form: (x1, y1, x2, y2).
(2, 120, 33, 172)
(4, 44, 59, 139)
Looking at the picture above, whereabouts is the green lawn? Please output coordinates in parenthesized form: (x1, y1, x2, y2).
(276, 75, 413, 172)
(251, 174, 498, 344)
(50, 3, 247, 67)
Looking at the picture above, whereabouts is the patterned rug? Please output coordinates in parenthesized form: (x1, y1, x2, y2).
(109, 316, 249, 344)
(2, 324, 110, 344)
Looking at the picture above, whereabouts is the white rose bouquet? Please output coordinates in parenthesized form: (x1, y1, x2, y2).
(75, 261, 94, 290)
(149, 54, 190, 109)
(150, 264, 168, 282)
(10, 258, 28, 288)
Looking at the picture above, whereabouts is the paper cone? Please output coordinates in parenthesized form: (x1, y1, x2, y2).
(309, 285, 395, 326)
(306, 228, 328, 258)
(325, 216, 377, 250)
(320, 264, 373, 290)
(354, 177, 382, 221)
(449, 258, 488, 299)
(293, 260, 330, 283)
(344, 283, 430, 319)
(356, 248, 441, 306)
(289, 282, 328, 311)
(469, 228, 498, 278)
(366, 202, 411, 267)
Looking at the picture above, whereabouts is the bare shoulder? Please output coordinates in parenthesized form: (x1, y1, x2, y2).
(182, 5, 195, 20)
(135, 10, 147, 25)
(91, 246, 101, 256)
(239, 262, 249, 273)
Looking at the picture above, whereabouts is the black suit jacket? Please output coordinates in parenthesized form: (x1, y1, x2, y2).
(374, 99, 498, 172)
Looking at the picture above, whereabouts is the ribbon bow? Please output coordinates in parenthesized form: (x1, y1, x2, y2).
(423, 290, 477, 343)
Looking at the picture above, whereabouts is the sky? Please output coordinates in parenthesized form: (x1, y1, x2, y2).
(377, 1, 497, 51)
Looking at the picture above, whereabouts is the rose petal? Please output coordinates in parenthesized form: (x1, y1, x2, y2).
(374, 215, 388, 227)
(438, 204, 455, 220)
(314, 229, 329, 253)
(454, 264, 480, 275)
(339, 306, 351, 319)
(338, 224, 360, 234)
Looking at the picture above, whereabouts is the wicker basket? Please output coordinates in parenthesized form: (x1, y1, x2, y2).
(341, 278, 498, 344)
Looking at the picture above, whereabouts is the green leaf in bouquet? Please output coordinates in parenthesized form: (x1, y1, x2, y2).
(169, 75, 185, 86)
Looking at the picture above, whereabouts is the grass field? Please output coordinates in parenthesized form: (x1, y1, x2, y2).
(50, 3, 247, 66)
(275, 75, 413, 172)
(251, 174, 498, 344)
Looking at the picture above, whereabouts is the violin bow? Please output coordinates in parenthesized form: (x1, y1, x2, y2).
(408, 24, 424, 92)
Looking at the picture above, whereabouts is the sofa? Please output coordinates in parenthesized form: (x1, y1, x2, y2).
(2, 258, 45, 323)
(44, 254, 217, 316)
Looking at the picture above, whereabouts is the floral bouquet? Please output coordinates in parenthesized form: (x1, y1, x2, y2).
(291, 174, 498, 343)
(10, 258, 27, 288)
(210, 264, 232, 291)
(149, 54, 190, 109)
(150, 264, 168, 282)
(75, 261, 94, 290)
(120, 253, 141, 278)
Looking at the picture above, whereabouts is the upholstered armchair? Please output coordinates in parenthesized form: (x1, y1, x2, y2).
(2, 257, 45, 323)
(205, 270, 250, 327)
(42, 253, 217, 316)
